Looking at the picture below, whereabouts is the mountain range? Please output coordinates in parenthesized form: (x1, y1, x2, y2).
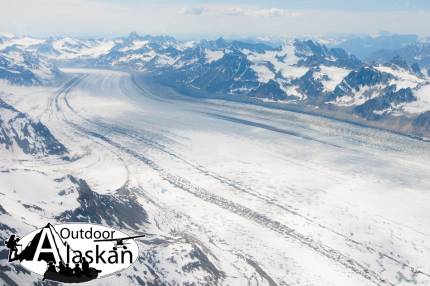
(1, 32, 430, 138)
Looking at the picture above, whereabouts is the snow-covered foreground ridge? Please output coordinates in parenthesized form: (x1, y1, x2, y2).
(1, 68, 430, 285)
(2, 32, 430, 138)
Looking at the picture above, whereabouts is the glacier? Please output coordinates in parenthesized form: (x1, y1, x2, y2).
(1, 67, 430, 285)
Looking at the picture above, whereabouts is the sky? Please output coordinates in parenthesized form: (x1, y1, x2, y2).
(1, 0, 430, 38)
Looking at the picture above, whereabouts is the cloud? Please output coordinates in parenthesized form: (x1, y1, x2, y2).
(255, 8, 304, 17)
(1, 0, 429, 38)
(221, 7, 304, 18)
(223, 7, 247, 16)
(176, 6, 303, 18)
(177, 7, 207, 15)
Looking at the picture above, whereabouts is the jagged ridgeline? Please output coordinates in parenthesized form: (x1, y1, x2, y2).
(1, 32, 430, 137)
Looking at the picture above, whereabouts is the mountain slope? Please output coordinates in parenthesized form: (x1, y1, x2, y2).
(330, 33, 418, 59)
(367, 41, 430, 71)
(0, 98, 67, 155)
(0, 51, 61, 85)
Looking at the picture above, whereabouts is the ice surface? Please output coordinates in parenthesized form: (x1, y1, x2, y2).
(1, 68, 430, 285)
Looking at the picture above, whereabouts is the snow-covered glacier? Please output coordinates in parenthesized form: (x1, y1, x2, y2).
(1, 67, 430, 285)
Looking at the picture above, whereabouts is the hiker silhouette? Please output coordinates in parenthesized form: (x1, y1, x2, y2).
(4, 235, 21, 262)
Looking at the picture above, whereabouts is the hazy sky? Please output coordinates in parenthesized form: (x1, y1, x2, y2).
(1, 0, 430, 38)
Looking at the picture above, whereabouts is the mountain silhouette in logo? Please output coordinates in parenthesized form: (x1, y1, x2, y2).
(16, 223, 67, 263)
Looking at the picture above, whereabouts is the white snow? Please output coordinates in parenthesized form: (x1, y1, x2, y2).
(76, 40, 114, 58)
(0, 32, 15, 38)
(279, 83, 307, 100)
(375, 65, 426, 91)
(319, 66, 351, 92)
(251, 64, 275, 83)
(0, 170, 80, 222)
(205, 49, 224, 63)
(0, 36, 44, 50)
(247, 41, 309, 80)
(52, 38, 115, 59)
(332, 85, 383, 107)
(0, 51, 58, 82)
(403, 84, 430, 114)
(52, 37, 81, 50)
(154, 55, 176, 66)
(120, 40, 149, 52)
(177, 40, 196, 51)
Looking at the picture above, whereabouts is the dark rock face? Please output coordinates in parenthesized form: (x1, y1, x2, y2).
(388, 56, 411, 70)
(57, 176, 148, 230)
(412, 111, 430, 132)
(327, 67, 392, 100)
(183, 244, 224, 282)
(139, 237, 225, 286)
(353, 86, 415, 120)
(368, 42, 430, 69)
(189, 50, 259, 93)
(35, 39, 61, 57)
(0, 99, 67, 155)
(0, 55, 40, 85)
(159, 45, 262, 96)
(229, 40, 277, 53)
(386, 56, 425, 77)
(250, 80, 287, 100)
(293, 67, 325, 101)
(346, 67, 391, 88)
(0, 204, 9, 215)
(0, 51, 61, 85)
(295, 40, 362, 69)
(411, 62, 423, 76)
(95, 36, 366, 103)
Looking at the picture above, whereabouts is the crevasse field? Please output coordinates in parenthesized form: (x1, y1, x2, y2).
(1, 68, 430, 286)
